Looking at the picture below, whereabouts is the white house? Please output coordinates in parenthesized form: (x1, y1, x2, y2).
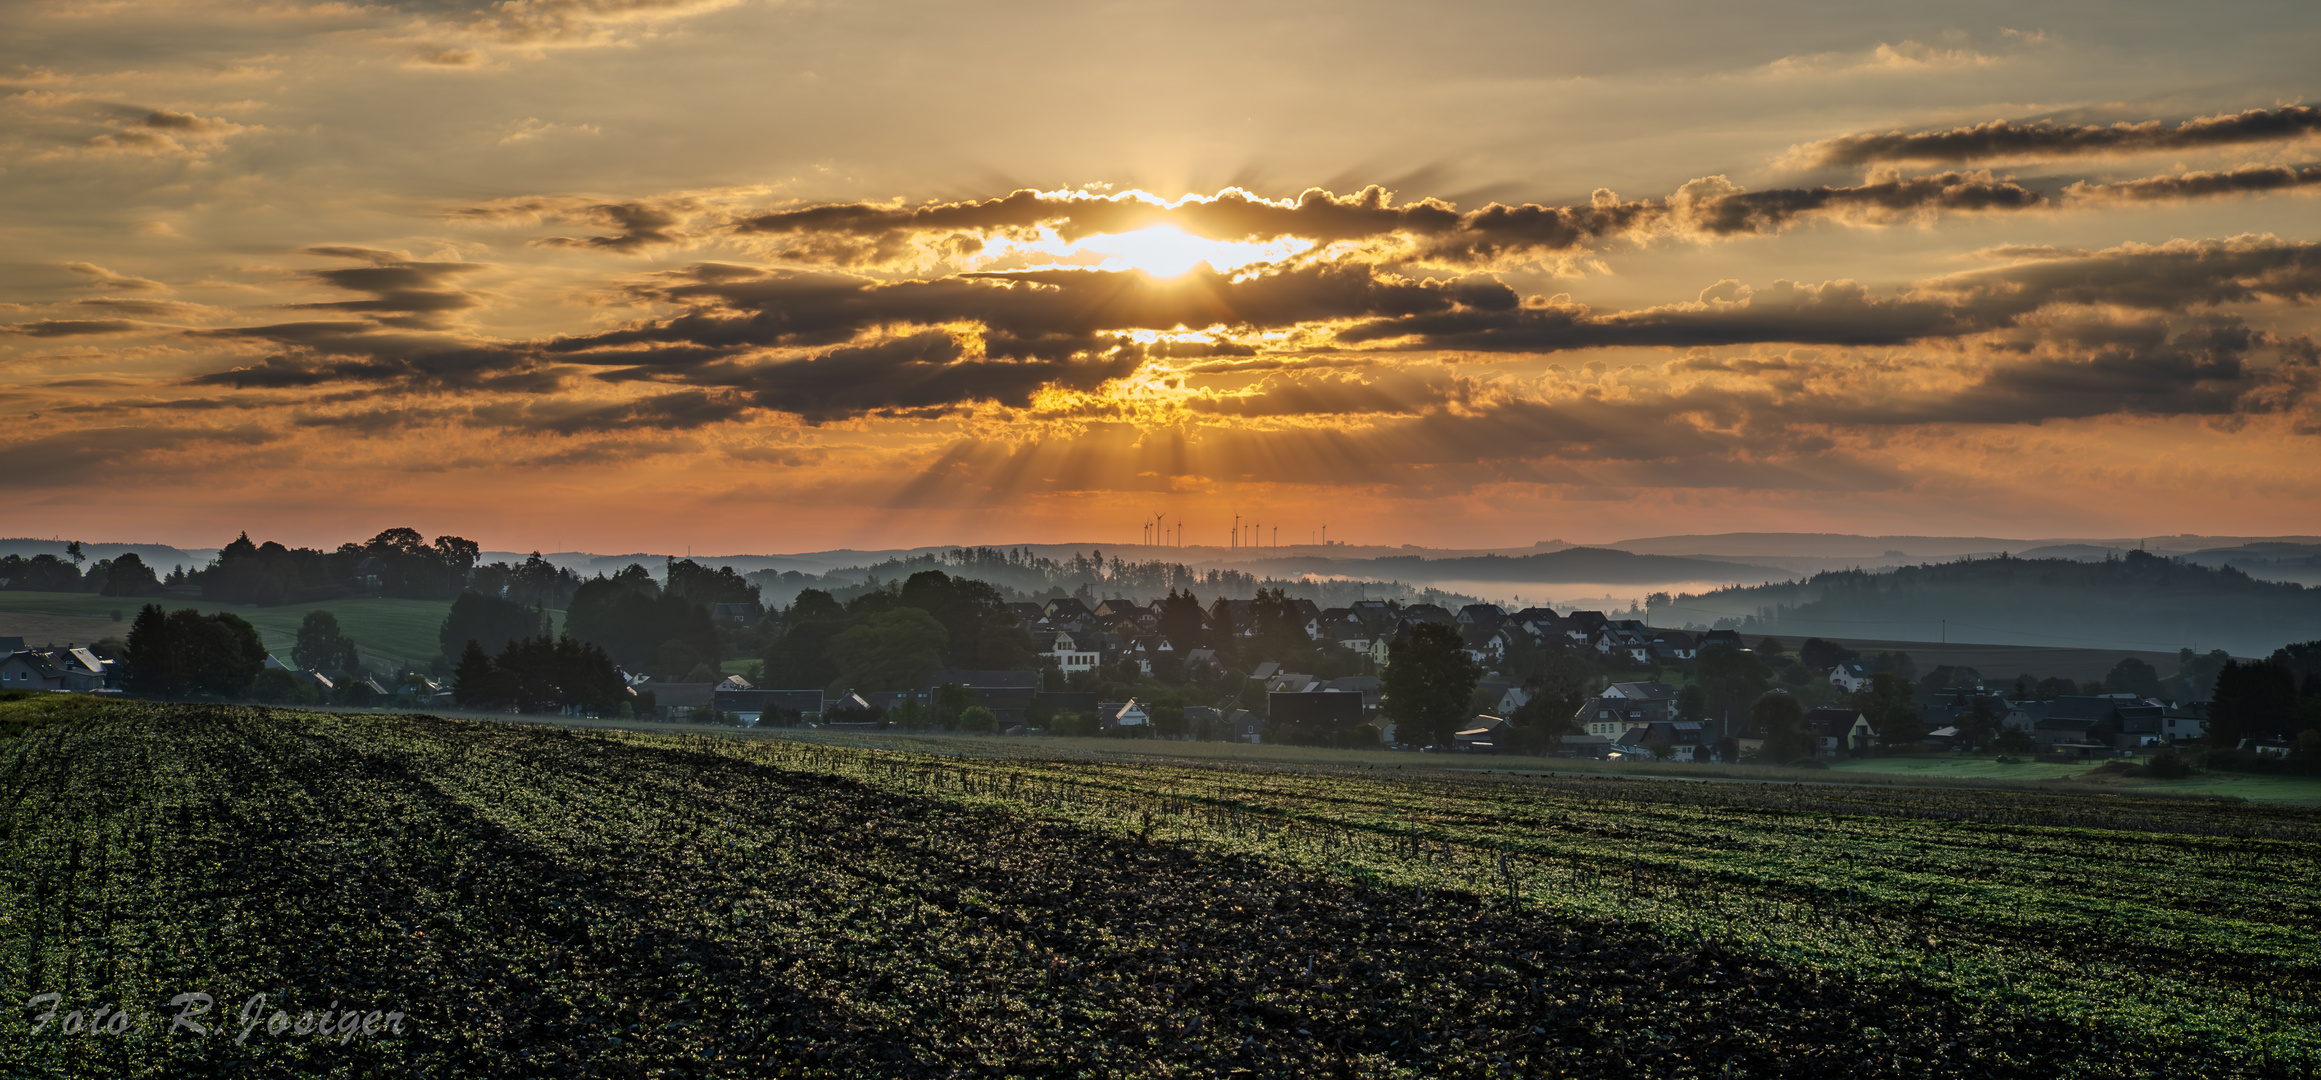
(1100, 699, 1148, 729)
(1042, 631, 1101, 674)
(1829, 662, 1873, 693)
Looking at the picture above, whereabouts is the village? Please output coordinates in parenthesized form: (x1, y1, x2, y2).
(12, 594, 2264, 768)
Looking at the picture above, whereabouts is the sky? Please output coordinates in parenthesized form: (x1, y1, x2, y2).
(5, 0, 2320, 555)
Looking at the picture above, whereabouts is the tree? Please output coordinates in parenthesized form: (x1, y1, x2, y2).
(1750, 692, 1814, 762)
(1510, 651, 1596, 748)
(1798, 637, 1859, 672)
(1382, 623, 1481, 748)
(124, 607, 264, 698)
(454, 636, 623, 713)
(246, 668, 318, 705)
(897, 570, 1034, 669)
(293, 610, 359, 673)
(1696, 644, 1772, 731)
(1848, 672, 1921, 745)
(438, 591, 549, 668)
(825, 607, 949, 691)
(452, 640, 500, 707)
(666, 558, 762, 612)
(957, 705, 997, 734)
(124, 604, 179, 695)
(1156, 589, 1207, 648)
(1993, 726, 2037, 755)
(764, 589, 846, 689)
(931, 682, 974, 727)
(565, 570, 663, 668)
(2210, 660, 2300, 746)
(0, 553, 87, 592)
(100, 553, 159, 597)
(2105, 657, 2163, 698)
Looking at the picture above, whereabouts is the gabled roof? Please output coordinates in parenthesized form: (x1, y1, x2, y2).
(647, 682, 718, 708)
(1803, 707, 1867, 736)
(930, 669, 1041, 688)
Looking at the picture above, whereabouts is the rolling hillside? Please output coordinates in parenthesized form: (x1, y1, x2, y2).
(1661, 552, 2321, 656)
(0, 591, 465, 672)
(1249, 547, 1786, 586)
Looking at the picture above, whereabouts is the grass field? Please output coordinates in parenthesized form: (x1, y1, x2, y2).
(0, 591, 469, 672)
(1834, 754, 2321, 803)
(4, 698, 2316, 1077)
(1831, 755, 2098, 781)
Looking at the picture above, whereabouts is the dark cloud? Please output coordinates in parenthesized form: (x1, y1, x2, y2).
(1668, 172, 2045, 235)
(725, 175, 2080, 270)
(286, 259, 485, 329)
(470, 389, 751, 434)
(1932, 235, 2321, 310)
(2068, 163, 2321, 204)
(1794, 106, 2321, 167)
(184, 322, 534, 388)
(453, 197, 695, 251)
(1185, 369, 1472, 418)
(1334, 279, 1981, 352)
(0, 425, 276, 486)
(70, 298, 208, 317)
(1339, 236, 2321, 353)
(730, 186, 1656, 267)
(63, 262, 168, 293)
(615, 330, 1145, 424)
(2, 319, 141, 337)
(575, 263, 1517, 359)
(140, 109, 240, 134)
(430, 0, 739, 45)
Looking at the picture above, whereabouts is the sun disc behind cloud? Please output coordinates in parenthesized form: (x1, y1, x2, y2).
(1018, 225, 1311, 277)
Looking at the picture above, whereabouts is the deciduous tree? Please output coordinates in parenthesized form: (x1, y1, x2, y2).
(1382, 622, 1480, 748)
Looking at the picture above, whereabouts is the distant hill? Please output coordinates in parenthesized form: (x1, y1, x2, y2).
(0, 538, 206, 568)
(1608, 532, 2321, 560)
(1660, 551, 2321, 656)
(1249, 547, 1787, 586)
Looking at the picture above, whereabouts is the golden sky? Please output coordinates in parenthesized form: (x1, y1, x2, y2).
(5, 0, 2320, 552)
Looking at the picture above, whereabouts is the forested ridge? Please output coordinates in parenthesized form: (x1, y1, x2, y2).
(1671, 551, 2321, 655)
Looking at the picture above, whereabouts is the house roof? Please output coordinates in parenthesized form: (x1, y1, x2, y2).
(1803, 707, 1867, 736)
(647, 682, 717, 708)
(930, 669, 1040, 688)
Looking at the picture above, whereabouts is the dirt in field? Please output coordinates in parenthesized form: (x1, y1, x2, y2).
(6, 706, 2248, 1079)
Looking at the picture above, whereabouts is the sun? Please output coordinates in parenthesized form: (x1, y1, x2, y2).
(1074, 227, 1230, 277)
(1018, 225, 1311, 277)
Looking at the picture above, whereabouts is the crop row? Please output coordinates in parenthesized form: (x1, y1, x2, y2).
(675, 731, 2321, 1064)
(2, 704, 2315, 1078)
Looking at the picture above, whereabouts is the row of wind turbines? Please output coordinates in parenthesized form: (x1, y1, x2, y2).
(1136, 513, 1328, 550)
